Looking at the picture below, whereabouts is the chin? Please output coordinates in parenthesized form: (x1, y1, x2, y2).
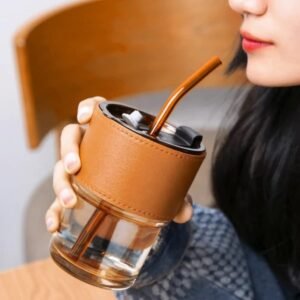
(246, 68, 278, 87)
(247, 73, 300, 87)
(246, 61, 300, 87)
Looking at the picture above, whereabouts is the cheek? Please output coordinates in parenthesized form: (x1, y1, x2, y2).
(247, 0, 300, 86)
(281, 29, 300, 65)
(245, 55, 278, 86)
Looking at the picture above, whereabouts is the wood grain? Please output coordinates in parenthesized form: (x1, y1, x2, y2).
(14, 0, 244, 149)
(0, 258, 116, 300)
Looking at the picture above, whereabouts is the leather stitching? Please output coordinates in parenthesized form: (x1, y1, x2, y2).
(77, 178, 172, 220)
(95, 111, 204, 161)
(110, 122, 203, 161)
(78, 111, 204, 219)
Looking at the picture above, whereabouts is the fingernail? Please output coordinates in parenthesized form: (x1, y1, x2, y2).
(59, 188, 74, 206)
(46, 218, 54, 229)
(64, 152, 79, 173)
(77, 106, 92, 122)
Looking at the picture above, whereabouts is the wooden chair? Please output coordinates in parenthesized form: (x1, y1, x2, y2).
(14, 0, 244, 266)
(14, 0, 242, 150)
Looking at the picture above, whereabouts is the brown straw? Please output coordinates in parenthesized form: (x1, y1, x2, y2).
(149, 56, 222, 136)
(70, 209, 106, 259)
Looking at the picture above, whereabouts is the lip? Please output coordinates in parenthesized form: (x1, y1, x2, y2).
(241, 31, 274, 52)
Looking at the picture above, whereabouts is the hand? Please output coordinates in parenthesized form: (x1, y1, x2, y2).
(45, 97, 193, 233)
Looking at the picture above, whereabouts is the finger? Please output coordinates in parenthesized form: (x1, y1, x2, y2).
(60, 124, 83, 173)
(173, 196, 193, 224)
(53, 160, 77, 208)
(45, 198, 64, 233)
(77, 96, 107, 124)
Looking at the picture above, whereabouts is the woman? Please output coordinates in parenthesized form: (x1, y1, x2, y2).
(46, 0, 300, 299)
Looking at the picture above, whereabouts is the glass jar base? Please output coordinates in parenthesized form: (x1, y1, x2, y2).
(50, 243, 136, 290)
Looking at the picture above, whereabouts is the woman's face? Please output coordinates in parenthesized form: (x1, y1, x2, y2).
(229, 0, 300, 86)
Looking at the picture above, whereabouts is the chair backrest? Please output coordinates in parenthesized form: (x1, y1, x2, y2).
(14, 0, 243, 149)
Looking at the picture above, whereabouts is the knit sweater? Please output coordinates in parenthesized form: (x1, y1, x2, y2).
(115, 205, 295, 300)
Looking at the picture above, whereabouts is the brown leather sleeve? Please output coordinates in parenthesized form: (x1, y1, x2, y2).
(74, 107, 206, 221)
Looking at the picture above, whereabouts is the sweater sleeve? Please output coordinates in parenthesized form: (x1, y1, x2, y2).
(114, 217, 192, 300)
(112, 204, 257, 300)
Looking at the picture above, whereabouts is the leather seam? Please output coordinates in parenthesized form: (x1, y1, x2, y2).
(99, 115, 204, 161)
(77, 178, 172, 220)
(111, 122, 202, 160)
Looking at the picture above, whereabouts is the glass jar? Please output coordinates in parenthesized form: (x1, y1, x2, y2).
(50, 180, 166, 290)
(50, 101, 205, 290)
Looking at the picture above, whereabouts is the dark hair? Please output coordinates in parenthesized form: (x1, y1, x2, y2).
(211, 42, 300, 287)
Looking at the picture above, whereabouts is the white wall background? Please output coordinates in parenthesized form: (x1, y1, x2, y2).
(0, 0, 71, 271)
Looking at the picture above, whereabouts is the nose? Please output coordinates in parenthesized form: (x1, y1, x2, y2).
(228, 0, 268, 16)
